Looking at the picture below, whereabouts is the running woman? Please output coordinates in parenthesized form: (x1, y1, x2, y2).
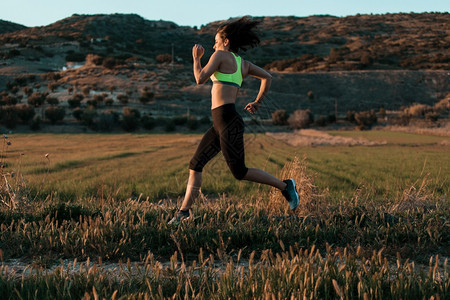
(169, 17, 299, 224)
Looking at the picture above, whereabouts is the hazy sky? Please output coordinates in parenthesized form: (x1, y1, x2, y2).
(1, 0, 448, 27)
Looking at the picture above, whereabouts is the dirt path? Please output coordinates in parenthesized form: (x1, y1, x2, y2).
(266, 129, 387, 146)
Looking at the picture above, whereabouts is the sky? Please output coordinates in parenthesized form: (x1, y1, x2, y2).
(0, 0, 448, 28)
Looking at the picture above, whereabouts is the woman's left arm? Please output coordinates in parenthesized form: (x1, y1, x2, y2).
(244, 61, 272, 114)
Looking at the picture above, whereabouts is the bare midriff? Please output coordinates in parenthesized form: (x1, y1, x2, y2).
(211, 83, 239, 110)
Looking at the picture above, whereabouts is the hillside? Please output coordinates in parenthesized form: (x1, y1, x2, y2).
(1, 13, 449, 70)
(0, 20, 26, 34)
(0, 13, 448, 133)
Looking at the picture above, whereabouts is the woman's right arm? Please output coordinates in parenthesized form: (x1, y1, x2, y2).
(192, 45, 221, 84)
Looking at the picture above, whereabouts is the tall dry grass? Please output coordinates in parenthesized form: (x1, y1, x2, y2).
(269, 155, 325, 217)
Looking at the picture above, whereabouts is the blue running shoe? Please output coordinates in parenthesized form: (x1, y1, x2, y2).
(168, 209, 191, 225)
(281, 179, 299, 210)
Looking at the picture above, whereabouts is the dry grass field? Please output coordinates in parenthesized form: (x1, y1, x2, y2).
(0, 131, 448, 298)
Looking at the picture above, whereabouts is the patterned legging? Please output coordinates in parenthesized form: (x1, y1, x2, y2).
(189, 103, 248, 180)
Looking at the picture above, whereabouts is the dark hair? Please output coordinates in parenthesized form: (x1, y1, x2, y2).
(217, 16, 261, 53)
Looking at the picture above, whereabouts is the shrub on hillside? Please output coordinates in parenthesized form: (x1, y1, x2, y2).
(354, 110, 377, 130)
(9, 86, 19, 94)
(85, 54, 103, 66)
(86, 100, 98, 108)
(45, 106, 66, 124)
(81, 108, 98, 129)
(272, 109, 289, 125)
(425, 112, 439, 122)
(72, 108, 83, 121)
(433, 96, 450, 114)
(16, 104, 35, 124)
(139, 89, 154, 104)
(390, 113, 411, 126)
(47, 83, 59, 92)
(314, 115, 328, 127)
(141, 114, 156, 130)
(22, 87, 33, 96)
(346, 111, 356, 123)
(156, 53, 172, 63)
(68, 94, 83, 108)
(0, 106, 19, 129)
(98, 111, 119, 132)
(121, 107, 140, 132)
(0, 92, 18, 106)
(102, 57, 117, 69)
(93, 94, 104, 104)
(46, 97, 59, 106)
(288, 109, 313, 129)
(105, 98, 114, 106)
(404, 103, 431, 117)
(44, 72, 61, 81)
(28, 92, 48, 107)
(117, 94, 129, 105)
(108, 85, 116, 94)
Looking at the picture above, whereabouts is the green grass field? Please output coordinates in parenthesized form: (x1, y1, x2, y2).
(3, 131, 448, 201)
(0, 131, 448, 299)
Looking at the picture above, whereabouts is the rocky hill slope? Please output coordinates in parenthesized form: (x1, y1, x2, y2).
(1, 13, 448, 70)
(0, 20, 26, 34)
(0, 13, 448, 132)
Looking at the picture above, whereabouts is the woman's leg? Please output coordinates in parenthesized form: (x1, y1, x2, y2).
(243, 168, 287, 190)
(216, 106, 286, 191)
(180, 126, 220, 211)
(180, 169, 202, 211)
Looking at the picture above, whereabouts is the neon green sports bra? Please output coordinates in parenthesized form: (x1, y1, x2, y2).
(210, 52, 243, 88)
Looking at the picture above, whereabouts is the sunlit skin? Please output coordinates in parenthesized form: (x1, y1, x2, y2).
(180, 33, 287, 211)
(192, 33, 272, 112)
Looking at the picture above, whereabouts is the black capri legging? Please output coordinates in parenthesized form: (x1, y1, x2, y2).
(189, 103, 249, 180)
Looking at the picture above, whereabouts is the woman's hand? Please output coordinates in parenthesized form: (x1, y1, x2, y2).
(192, 44, 205, 59)
(244, 101, 261, 114)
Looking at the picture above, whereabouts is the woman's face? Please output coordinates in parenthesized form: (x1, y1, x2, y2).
(213, 33, 229, 51)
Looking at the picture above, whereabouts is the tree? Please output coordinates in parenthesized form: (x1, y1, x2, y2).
(102, 57, 117, 69)
(22, 87, 33, 97)
(139, 90, 154, 104)
(121, 107, 140, 132)
(0, 106, 19, 129)
(48, 82, 59, 92)
(117, 94, 129, 105)
(288, 109, 313, 129)
(28, 92, 48, 107)
(46, 97, 59, 106)
(354, 110, 377, 130)
(16, 104, 35, 124)
(45, 106, 66, 124)
(68, 94, 83, 108)
(272, 109, 289, 125)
